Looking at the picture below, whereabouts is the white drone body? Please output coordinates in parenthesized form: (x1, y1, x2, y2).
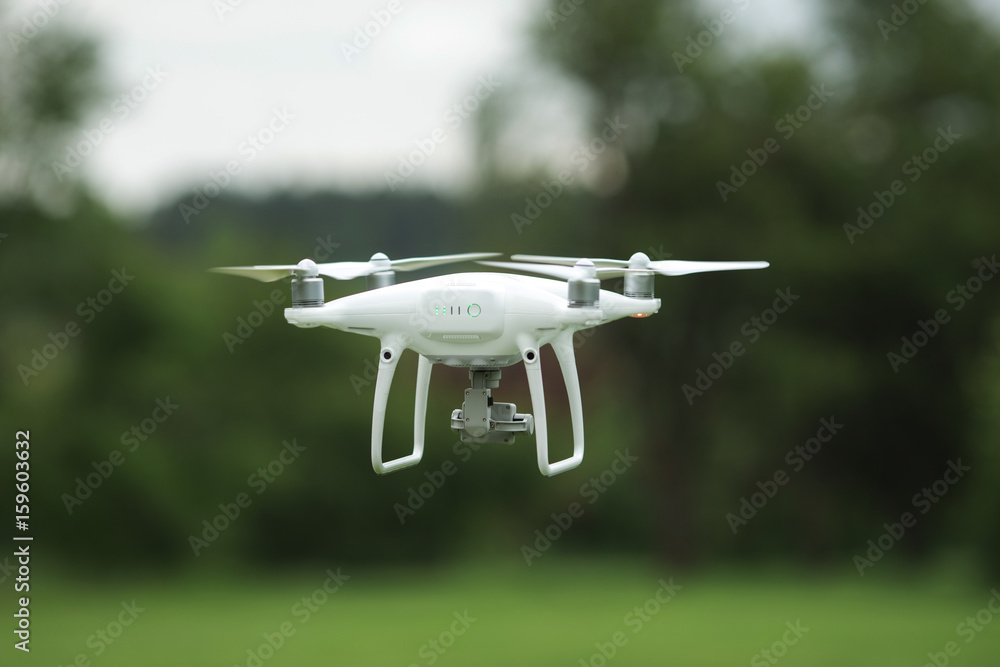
(212, 251, 768, 476)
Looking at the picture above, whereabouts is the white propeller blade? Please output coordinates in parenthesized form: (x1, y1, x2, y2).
(314, 261, 384, 280)
(209, 264, 309, 282)
(646, 259, 770, 276)
(212, 252, 501, 282)
(510, 254, 628, 268)
(390, 252, 502, 272)
(480, 261, 577, 280)
(479, 261, 623, 280)
(507, 253, 768, 278)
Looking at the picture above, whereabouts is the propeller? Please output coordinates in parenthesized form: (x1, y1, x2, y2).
(479, 260, 611, 281)
(481, 252, 769, 303)
(211, 252, 502, 282)
(506, 252, 769, 277)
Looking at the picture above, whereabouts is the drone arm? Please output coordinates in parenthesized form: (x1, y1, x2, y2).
(519, 332, 585, 476)
(370, 341, 425, 474)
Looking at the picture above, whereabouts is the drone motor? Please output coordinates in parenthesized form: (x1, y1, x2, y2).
(623, 271, 655, 299)
(566, 259, 600, 308)
(291, 275, 324, 308)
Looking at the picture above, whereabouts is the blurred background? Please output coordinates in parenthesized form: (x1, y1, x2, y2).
(3, 0, 1000, 664)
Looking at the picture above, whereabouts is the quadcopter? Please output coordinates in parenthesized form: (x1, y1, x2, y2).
(212, 251, 768, 476)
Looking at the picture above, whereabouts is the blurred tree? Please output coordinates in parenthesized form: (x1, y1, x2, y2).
(964, 316, 1000, 575)
(0, 8, 101, 208)
(476, 0, 1000, 568)
(5, 0, 1000, 576)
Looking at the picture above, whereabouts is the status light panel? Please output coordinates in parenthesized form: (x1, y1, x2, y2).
(418, 287, 505, 340)
(433, 304, 483, 317)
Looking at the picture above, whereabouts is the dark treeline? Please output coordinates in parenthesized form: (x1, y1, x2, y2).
(2, 0, 999, 576)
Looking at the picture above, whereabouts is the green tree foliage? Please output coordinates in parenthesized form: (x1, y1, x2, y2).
(483, 0, 1000, 567)
(0, 11, 100, 205)
(4, 0, 999, 575)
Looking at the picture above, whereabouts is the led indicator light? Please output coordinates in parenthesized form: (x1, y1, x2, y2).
(468, 303, 481, 317)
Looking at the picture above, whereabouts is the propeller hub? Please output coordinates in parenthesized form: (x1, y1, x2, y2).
(628, 252, 651, 270)
(296, 258, 319, 277)
(571, 258, 598, 281)
(369, 252, 392, 271)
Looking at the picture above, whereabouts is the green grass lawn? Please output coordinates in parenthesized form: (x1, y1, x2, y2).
(26, 559, 1000, 666)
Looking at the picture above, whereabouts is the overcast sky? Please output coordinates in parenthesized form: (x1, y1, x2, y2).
(12, 0, 993, 215)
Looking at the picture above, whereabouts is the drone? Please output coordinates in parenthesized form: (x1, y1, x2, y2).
(211, 251, 768, 476)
